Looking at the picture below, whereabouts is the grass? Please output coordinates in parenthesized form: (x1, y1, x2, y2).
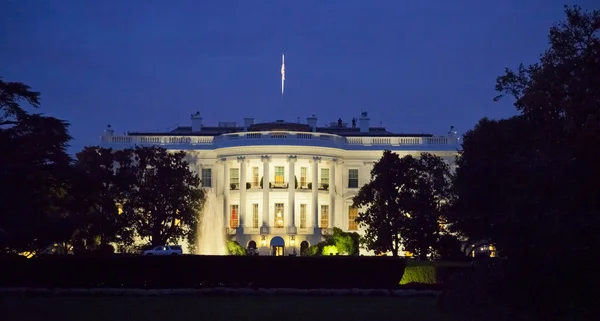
(0, 295, 456, 321)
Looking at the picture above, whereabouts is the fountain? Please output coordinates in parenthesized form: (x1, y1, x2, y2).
(196, 190, 228, 255)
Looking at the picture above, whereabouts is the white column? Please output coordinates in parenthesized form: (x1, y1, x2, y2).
(287, 156, 297, 230)
(312, 157, 321, 234)
(261, 155, 270, 230)
(238, 156, 246, 231)
(222, 158, 229, 229)
(329, 158, 336, 228)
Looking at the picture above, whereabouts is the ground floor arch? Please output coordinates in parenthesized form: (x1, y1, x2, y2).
(270, 236, 285, 256)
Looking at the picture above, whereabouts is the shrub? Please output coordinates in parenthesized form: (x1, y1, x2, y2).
(400, 261, 472, 285)
(246, 182, 251, 189)
(400, 265, 437, 285)
(322, 245, 338, 256)
(227, 240, 246, 256)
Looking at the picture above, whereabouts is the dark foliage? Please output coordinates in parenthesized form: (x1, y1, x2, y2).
(445, 5, 600, 318)
(0, 256, 406, 289)
(0, 78, 74, 255)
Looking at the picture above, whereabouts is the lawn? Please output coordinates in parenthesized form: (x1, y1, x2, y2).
(0, 295, 456, 321)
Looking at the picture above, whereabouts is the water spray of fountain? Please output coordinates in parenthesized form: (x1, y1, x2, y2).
(196, 190, 228, 255)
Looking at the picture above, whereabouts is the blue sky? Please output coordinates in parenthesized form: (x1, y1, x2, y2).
(1, 0, 595, 153)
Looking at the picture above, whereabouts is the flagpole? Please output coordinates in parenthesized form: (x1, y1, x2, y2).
(281, 53, 285, 120)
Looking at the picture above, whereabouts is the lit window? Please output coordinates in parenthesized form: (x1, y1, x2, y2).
(252, 167, 259, 187)
(321, 205, 329, 228)
(252, 204, 259, 228)
(201, 168, 212, 187)
(230, 204, 239, 228)
(348, 169, 359, 188)
(230, 168, 239, 187)
(321, 168, 329, 188)
(300, 167, 308, 188)
(348, 206, 358, 230)
(274, 203, 284, 228)
(274, 166, 285, 185)
(300, 204, 307, 228)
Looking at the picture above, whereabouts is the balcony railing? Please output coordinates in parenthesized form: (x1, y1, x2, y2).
(101, 130, 460, 150)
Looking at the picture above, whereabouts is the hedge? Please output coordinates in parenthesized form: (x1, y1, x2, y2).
(399, 261, 471, 285)
(0, 255, 406, 289)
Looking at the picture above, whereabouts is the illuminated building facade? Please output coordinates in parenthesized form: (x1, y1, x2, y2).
(101, 112, 460, 256)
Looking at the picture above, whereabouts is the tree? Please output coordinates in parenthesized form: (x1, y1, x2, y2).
(353, 151, 413, 256)
(402, 153, 453, 259)
(354, 151, 453, 258)
(446, 5, 599, 315)
(0, 78, 74, 255)
(451, 5, 600, 261)
(70, 146, 135, 251)
(118, 146, 206, 246)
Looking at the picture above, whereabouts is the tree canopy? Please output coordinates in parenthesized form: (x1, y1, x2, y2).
(446, 5, 599, 315)
(450, 5, 600, 262)
(353, 151, 453, 258)
(0, 78, 73, 255)
(117, 146, 206, 246)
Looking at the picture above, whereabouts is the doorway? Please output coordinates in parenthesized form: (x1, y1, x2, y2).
(270, 236, 285, 256)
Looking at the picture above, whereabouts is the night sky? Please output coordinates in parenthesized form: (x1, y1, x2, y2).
(2, 0, 594, 154)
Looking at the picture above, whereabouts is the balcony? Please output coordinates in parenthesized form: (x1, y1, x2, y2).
(270, 181, 288, 189)
(101, 130, 460, 151)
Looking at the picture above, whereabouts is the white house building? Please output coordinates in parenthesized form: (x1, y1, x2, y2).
(101, 112, 460, 256)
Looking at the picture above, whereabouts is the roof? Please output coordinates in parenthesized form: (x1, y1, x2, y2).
(127, 121, 433, 137)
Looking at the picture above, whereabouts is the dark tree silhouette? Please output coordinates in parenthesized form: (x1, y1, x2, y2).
(0, 78, 73, 255)
(353, 151, 452, 258)
(447, 5, 600, 316)
(117, 146, 206, 246)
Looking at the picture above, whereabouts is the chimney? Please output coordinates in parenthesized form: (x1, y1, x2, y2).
(359, 111, 370, 133)
(244, 118, 255, 131)
(306, 114, 318, 132)
(101, 125, 114, 143)
(191, 111, 202, 132)
(104, 124, 114, 136)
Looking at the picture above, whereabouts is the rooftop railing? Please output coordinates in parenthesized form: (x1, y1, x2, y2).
(101, 130, 459, 149)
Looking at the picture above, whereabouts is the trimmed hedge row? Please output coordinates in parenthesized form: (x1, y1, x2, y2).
(399, 262, 472, 285)
(0, 255, 406, 289)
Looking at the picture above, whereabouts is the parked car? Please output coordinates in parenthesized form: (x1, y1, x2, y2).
(143, 245, 183, 256)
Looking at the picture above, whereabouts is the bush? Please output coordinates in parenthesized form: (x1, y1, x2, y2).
(227, 240, 247, 256)
(400, 261, 471, 285)
(400, 265, 437, 285)
(0, 256, 407, 289)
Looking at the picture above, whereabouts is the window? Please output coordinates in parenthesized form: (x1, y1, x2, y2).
(348, 206, 358, 230)
(274, 166, 285, 185)
(252, 204, 259, 228)
(321, 168, 329, 187)
(230, 168, 239, 187)
(300, 167, 308, 188)
(201, 168, 212, 187)
(230, 204, 239, 228)
(348, 169, 359, 188)
(252, 167, 259, 187)
(274, 203, 284, 228)
(300, 204, 307, 228)
(321, 205, 329, 228)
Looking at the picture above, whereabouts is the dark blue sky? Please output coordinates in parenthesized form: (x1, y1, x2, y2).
(2, 0, 594, 153)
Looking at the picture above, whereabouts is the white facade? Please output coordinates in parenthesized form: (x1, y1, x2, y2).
(101, 113, 460, 256)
